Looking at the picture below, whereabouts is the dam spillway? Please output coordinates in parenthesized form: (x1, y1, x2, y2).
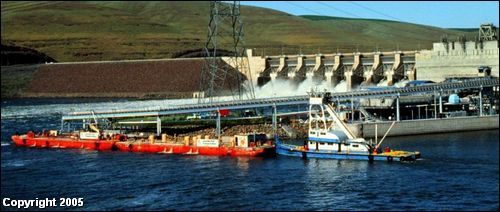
(256, 51, 416, 90)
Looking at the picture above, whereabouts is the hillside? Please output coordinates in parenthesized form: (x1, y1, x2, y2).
(1, 1, 478, 62)
(1, 43, 56, 65)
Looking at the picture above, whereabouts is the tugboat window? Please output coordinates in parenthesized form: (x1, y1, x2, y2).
(352, 144, 359, 147)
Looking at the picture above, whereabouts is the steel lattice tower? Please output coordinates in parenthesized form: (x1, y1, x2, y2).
(199, 1, 255, 103)
(479, 23, 498, 41)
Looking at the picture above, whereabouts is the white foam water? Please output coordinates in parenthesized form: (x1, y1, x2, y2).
(254, 76, 339, 98)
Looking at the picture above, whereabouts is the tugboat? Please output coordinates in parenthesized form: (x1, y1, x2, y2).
(276, 91, 420, 162)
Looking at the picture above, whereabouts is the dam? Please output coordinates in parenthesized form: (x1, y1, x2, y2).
(242, 41, 498, 90)
(238, 24, 498, 90)
(17, 24, 498, 99)
(249, 50, 416, 90)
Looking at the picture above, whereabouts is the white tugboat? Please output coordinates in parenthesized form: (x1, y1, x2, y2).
(275, 91, 421, 162)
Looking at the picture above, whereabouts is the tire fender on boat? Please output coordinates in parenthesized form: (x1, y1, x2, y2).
(127, 143, 132, 151)
(301, 152, 307, 159)
(387, 156, 393, 162)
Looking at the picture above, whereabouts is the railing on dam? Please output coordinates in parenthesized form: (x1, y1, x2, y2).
(62, 77, 498, 121)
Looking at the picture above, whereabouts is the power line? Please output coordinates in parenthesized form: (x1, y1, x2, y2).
(313, 2, 465, 42)
(249, 1, 470, 54)
(345, 1, 462, 36)
(348, 1, 403, 22)
(316, 1, 360, 19)
(288, 1, 437, 44)
(285, 1, 323, 16)
(285, 1, 358, 36)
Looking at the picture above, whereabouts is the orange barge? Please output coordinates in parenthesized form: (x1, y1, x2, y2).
(114, 133, 275, 157)
(11, 131, 275, 157)
(11, 131, 115, 151)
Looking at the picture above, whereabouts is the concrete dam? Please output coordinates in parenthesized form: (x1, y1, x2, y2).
(239, 39, 498, 91)
(254, 51, 416, 90)
(21, 25, 498, 99)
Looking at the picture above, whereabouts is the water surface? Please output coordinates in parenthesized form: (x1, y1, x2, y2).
(1, 99, 498, 210)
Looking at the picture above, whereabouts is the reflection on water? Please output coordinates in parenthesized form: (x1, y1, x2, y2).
(235, 157, 251, 172)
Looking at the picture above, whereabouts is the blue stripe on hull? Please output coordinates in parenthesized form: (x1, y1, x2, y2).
(277, 145, 370, 160)
(303, 151, 369, 160)
(373, 155, 401, 161)
(276, 148, 304, 157)
(308, 137, 340, 143)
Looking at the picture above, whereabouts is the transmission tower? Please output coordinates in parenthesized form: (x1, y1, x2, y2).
(199, 1, 255, 103)
(478, 23, 498, 41)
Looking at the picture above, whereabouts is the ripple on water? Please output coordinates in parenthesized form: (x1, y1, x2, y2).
(2, 159, 27, 168)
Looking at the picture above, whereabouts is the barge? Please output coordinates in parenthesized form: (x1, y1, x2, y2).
(114, 133, 275, 157)
(11, 131, 115, 151)
(11, 130, 275, 157)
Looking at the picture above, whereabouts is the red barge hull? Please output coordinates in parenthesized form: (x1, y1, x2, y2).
(11, 135, 275, 157)
(12, 135, 115, 151)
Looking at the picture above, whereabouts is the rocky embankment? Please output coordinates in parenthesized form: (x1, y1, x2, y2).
(15, 59, 244, 99)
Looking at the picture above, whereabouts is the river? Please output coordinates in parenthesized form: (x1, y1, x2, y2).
(1, 98, 498, 210)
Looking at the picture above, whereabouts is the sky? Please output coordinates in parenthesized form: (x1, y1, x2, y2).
(239, 1, 499, 28)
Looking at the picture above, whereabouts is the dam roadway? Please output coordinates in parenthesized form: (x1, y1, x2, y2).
(62, 77, 498, 121)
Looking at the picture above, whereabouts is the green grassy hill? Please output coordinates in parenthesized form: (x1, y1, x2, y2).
(1, 1, 478, 62)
